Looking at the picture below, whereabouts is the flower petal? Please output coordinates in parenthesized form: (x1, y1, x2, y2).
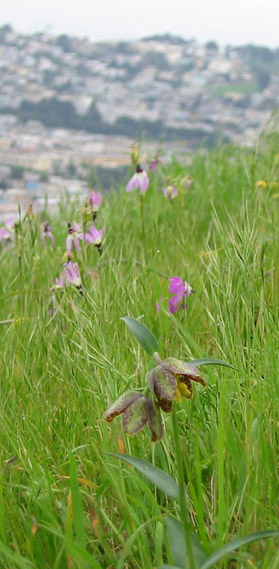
(122, 396, 149, 435)
(103, 391, 141, 422)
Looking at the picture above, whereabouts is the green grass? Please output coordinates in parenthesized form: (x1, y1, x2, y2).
(210, 82, 258, 96)
(1, 139, 279, 568)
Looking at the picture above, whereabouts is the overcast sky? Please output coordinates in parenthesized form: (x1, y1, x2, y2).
(1, 0, 278, 48)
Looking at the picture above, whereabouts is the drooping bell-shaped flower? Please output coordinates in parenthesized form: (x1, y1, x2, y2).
(126, 165, 149, 194)
(149, 353, 206, 410)
(103, 390, 164, 441)
(148, 365, 177, 412)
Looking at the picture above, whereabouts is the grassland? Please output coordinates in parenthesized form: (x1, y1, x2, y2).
(1, 137, 279, 568)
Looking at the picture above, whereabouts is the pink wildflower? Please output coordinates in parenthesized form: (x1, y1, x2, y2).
(66, 222, 82, 254)
(89, 191, 102, 213)
(126, 165, 149, 194)
(162, 185, 178, 200)
(42, 222, 54, 245)
(0, 218, 14, 243)
(168, 276, 194, 314)
(64, 261, 82, 288)
(149, 157, 161, 172)
(50, 275, 65, 291)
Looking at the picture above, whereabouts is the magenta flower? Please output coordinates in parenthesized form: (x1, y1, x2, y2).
(126, 165, 149, 194)
(50, 274, 65, 291)
(168, 276, 194, 314)
(84, 225, 105, 246)
(42, 222, 54, 245)
(185, 177, 193, 189)
(0, 218, 14, 243)
(64, 261, 81, 286)
(149, 157, 161, 172)
(66, 222, 82, 254)
(162, 185, 178, 200)
(89, 191, 102, 212)
(0, 227, 12, 242)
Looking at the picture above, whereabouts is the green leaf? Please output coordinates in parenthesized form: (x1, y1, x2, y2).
(109, 453, 179, 500)
(69, 453, 86, 550)
(121, 316, 159, 356)
(188, 358, 236, 370)
(159, 565, 182, 569)
(166, 517, 206, 569)
(200, 530, 279, 569)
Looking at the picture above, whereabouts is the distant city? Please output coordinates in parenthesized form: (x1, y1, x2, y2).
(0, 23, 279, 220)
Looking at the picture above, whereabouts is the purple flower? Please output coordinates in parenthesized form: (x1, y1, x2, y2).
(162, 185, 178, 200)
(5, 218, 14, 230)
(89, 191, 102, 212)
(66, 222, 81, 254)
(149, 157, 161, 172)
(84, 225, 105, 246)
(0, 227, 12, 242)
(50, 275, 65, 291)
(168, 276, 194, 314)
(64, 261, 82, 288)
(185, 177, 193, 189)
(42, 222, 54, 245)
(0, 218, 14, 243)
(126, 165, 149, 194)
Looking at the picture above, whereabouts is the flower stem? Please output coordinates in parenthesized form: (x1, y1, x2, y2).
(139, 193, 147, 262)
(172, 403, 196, 569)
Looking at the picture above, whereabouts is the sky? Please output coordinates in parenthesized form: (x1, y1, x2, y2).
(1, 0, 278, 48)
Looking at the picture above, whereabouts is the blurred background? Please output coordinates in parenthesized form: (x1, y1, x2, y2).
(0, 0, 278, 220)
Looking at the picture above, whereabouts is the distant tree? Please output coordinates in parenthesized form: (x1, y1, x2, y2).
(256, 70, 271, 91)
(0, 24, 13, 42)
(56, 34, 72, 53)
(143, 33, 190, 45)
(205, 41, 219, 51)
(11, 165, 24, 179)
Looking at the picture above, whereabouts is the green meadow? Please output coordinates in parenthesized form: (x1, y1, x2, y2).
(1, 136, 279, 568)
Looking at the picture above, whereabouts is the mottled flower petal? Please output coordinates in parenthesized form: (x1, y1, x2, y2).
(122, 396, 149, 435)
(103, 391, 141, 422)
(161, 357, 206, 386)
(146, 398, 164, 442)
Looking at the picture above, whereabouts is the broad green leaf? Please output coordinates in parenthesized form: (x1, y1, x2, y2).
(200, 530, 279, 569)
(109, 453, 179, 500)
(121, 316, 159, 356)
(188, 358, 236, 370)
(166, 517, 206, 569)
